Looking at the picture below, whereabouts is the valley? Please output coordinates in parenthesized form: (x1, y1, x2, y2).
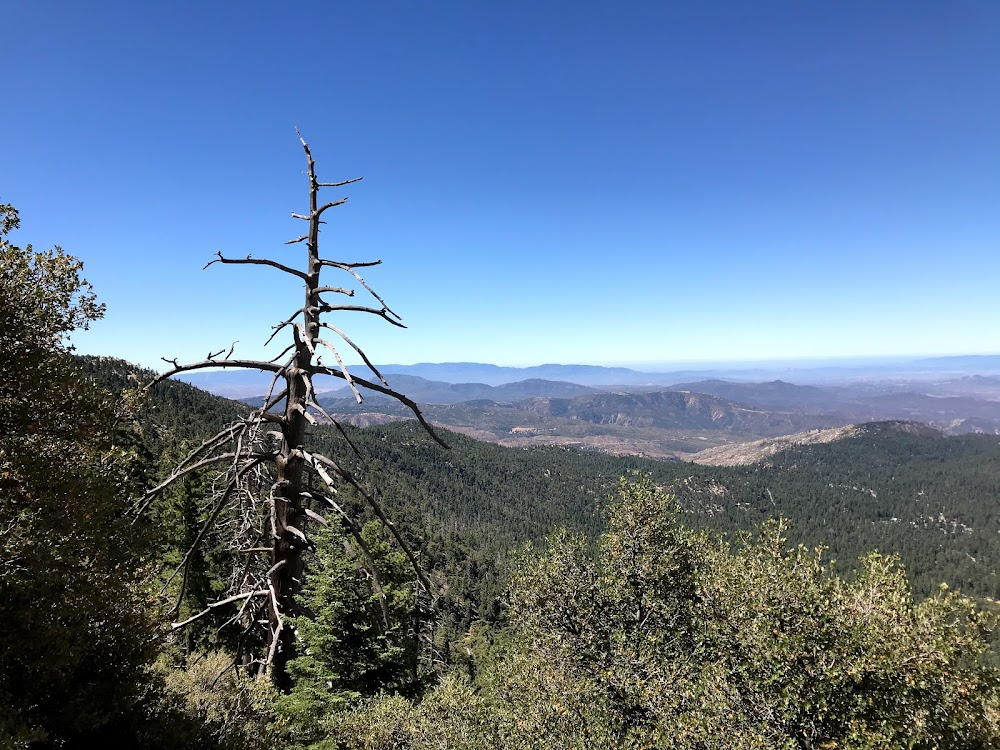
(185, 357, 1000, 461)
(60, 354, 1000, 746)
(159, 357, 1000, 604)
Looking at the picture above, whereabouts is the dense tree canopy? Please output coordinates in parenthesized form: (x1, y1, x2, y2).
(330, 478, 1000, 749)
(0, 202, 158, 746)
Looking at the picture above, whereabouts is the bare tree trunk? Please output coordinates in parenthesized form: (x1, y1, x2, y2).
(140, 132, 445, 689)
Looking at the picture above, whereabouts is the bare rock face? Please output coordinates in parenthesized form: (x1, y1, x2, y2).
(687, 425, 862, 466)
(688, 420, 945, 466)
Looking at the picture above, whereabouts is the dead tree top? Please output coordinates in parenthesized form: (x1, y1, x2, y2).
(140, 132, 446, 686)
(151, 131, 446, 447)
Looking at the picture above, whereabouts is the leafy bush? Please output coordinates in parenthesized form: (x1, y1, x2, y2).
(327, 477, 1000, 749)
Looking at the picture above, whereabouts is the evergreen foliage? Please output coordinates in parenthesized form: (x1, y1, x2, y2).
(333, 478, 1000, 749)
(273, 522, 425, 747)
(0, 202, 159, 746)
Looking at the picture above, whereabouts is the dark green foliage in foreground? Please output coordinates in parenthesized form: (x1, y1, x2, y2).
(0, 203, 158, 746)
(305, 421, 680, 637)
(0, 206, 266, 749)
(272, 522, 426, 747)
(331, 478, 1000, 749)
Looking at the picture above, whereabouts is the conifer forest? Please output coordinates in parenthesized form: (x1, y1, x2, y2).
(4, 143, 1000, 750)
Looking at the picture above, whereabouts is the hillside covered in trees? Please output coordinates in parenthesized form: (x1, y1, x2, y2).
(5, 198, 1000, 749)
(14, 346, 1000, 748)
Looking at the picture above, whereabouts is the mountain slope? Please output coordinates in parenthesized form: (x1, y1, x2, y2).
(320, 375, 600, 404)
(667, 379, 839, 410)
(688, 425, 863, 466)
(82, 356, 1000, 611)
(515, 390, 844, 435)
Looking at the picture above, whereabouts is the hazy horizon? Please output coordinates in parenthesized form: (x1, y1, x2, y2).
(169, 351, 1000, 381)
(86, 349, 1000, 377)
(6, 3, 999, 371)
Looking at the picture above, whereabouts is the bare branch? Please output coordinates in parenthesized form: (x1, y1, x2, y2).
(319, 259, 383, 268)
(311, 367, 448, 448)
(307, 457, 431, 593)
(153, 358, 283, 385)
(313, 335, 363, 403)
(314, 285, 354, 297)
(317, 303, 407, 328)
(352, 480, 431, 593)
(248, 388, 287, 425)
(266, 343, 296, 365)
(305, 392, 337, 424)
(137, 451, 272, 512)
(162, 459, 267, 612)
(294, 324, 317, 359)
(205, 251, 307, 280)
(302, 449, 346, 476)
(316, 197, 348, 217)
(217, 592, 267, 639)
(292, 402, 316, 425)
(263, 387, 288, 413)
(317, 177, 363, 188)
(264, 308, 306, 346)
(329, 417, 364, 459)
(259, 361, 291, 413)
(319, 321, 391, 387)
(303, 508, 327, 526)
(203, 342, 238, 361)
(286, 525, 311, 547)
(171, 590, 269, 630)
(296, 126, 310, 151)
(299, 372, 339, 429)
(318, 260, 401, 320)
(130, 424, 242, 514)
(284, 234, 308, 245)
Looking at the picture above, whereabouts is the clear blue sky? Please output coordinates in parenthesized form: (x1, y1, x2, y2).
(4, 1, 999, 371)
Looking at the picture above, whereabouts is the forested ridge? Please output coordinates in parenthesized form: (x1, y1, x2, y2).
(100, 358, 1000, 732)
(86, 354, 1000, 614)
(5, 205, 1000, 748)
(110, 359, 1000, 611)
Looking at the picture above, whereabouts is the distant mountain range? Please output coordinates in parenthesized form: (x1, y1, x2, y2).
(174, 357, 1000, 460)
(311, 386, 849, 459)
(376, 355, 1000, 384)
(506, 391, 841, 437)
(671, 379, 1000, 435)
(81, 354, 1000, 615)
(310, 376, 1000, 459)
(667, 379, 834, 410)
(319, 374, 599, 404)
(178, 355, 1000, 397)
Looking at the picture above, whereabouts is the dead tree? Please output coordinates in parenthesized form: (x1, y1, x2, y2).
(138, 132, 446, 690)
